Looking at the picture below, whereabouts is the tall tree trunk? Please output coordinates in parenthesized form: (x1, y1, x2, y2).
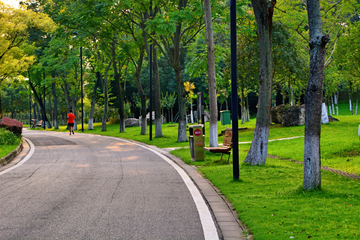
(72, 97, 77, 131)
(132, 45, 147, 135)
(173, 3, 187, 142)
(335, 92, 339, 116)
(118, 83, 126, 133)
(327, 97, 332, 115)
(88, 71, 100, 130)
(51, 82, 58, 129)
(48, 92, 53, 127)
(349, 93, 353, 113)
(111, 41, 126, 133)
(29, 80, 50, 127)
(356, 94, 358, 116)
(244, 0, 276, 165)
(240, 88, 246, 124)
(204, 0, 218, 147)
(35, 103, 39, 122)
(303, 0, 330, 190)
(174, 66, 187, 142)
(153, 46, 163, 138)
(102, 62, 111, 132)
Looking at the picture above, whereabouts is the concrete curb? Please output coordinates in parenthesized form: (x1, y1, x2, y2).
(0, 139, 23, 167)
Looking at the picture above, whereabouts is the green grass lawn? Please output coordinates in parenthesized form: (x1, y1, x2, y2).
(0, 139, 20, 159)
(26, 105, 360, 239)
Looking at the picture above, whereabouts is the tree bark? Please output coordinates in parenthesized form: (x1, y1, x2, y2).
(174, 66, 187, 142)
(88, 71, 100, 130)
(51, 82, 58, 129)
(303, 0, 330, 190)
(102, 62, 111, 132)
(111, 40, 126, 133)
(132, 45, 147, 135)
(204, 0, 218, 147)
(244, 0, 276, 165)
(29, 80, 50, 127)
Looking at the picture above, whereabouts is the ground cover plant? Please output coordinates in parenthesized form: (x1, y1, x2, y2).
(0, 128, 21, 158)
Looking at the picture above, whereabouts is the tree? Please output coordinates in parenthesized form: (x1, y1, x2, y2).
(244, 0, 276, 165)
(144, 0, 204, 142)
(303, 0, 330, 190)
(203, 0, 218, 147)
(0, 2, 56, 120)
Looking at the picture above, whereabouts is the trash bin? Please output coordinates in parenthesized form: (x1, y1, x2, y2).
(220, 110, 231, 126)
(189, 125, 205, 161)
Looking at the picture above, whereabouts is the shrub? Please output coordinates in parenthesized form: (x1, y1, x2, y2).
(0, 128, 20, 145)
(0, 117, 23, 135)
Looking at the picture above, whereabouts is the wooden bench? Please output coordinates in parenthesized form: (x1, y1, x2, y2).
(36, 120, 43, 127)
(204, 130, 233, 162)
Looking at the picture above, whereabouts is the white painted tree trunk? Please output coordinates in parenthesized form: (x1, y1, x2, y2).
(335, 94, 339, 116)
(349, 94, 352, 111)
(244, 0, 275, 165)
(204, 0, 218, 147)
(356, 95, 359, 116)
(88, 118, 93, 130)
(321, 103, 329, 124)
(303, 0, 329, 190)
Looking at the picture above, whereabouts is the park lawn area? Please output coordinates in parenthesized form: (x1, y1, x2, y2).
(199, 158, 360, 240)
(0, 143, 20, 159)
(172, 140, 360, 239)
(0, 138, 21, 159)
(267, 115, 360, 175)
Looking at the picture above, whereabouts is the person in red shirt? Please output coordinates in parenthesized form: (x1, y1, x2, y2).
(67, 109, 76, 135)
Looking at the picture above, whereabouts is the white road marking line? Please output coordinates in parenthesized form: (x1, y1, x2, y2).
(114, 137, 219, 240)
(0, 138, 35, 176)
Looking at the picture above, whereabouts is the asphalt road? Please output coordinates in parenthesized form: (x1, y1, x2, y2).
(0, 130, 219, 240)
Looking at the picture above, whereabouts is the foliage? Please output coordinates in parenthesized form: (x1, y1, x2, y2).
(1, 78, 29, 116)
(184, 81, 196, 104)
(0, 2, 56, 82)
(0, 128, 20, 145)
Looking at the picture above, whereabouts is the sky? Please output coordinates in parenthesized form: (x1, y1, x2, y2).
(1, 0, 20, 8)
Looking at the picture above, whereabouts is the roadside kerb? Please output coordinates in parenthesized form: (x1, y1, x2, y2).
(0, 139, 23, 167)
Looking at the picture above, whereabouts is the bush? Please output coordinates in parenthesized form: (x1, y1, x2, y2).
(0, 128, 20, 145)
(0, 117, 23, 135)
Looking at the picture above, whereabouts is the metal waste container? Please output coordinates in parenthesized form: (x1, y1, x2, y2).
(220, 110, 231, 126)
(189, 125, 205, 161)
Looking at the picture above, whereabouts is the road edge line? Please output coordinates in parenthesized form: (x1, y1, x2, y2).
(116, 138, 219, 240)
(0, 138, 35, 176)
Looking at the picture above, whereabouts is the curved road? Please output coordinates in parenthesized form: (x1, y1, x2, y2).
(0, 130, 219, 240)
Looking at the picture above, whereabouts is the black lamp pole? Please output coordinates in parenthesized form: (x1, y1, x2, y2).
(230, 0, 239, 180)
(149, 0, 153, 141)
(80, 46, 84, 132)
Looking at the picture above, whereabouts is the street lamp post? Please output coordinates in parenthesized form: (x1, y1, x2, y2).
(230, 0, 239, 180)
(80, 46, 84, 132)
(149, 0, 153, 141)
(73, 32, 84, 132)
